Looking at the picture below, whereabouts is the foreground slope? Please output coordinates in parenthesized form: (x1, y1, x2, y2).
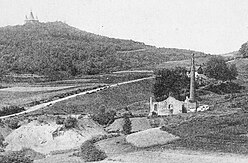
(5, 117, 106, 154)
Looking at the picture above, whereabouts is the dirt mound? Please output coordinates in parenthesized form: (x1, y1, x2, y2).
(126, 128, 179, 147)
(106, 117, 151, 133)
(0, 124, 12, 138)
(5, 117, 106, 154)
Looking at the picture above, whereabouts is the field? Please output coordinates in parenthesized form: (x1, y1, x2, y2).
(156, 56, 210, 69)
(30, 77, 154, 116)
(0, 72, 153, 113)
(0, 83, 100, 108)
(2, 58, 248, 163)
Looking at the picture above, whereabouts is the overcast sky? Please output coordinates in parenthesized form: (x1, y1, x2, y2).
(1, 0, 248, 54)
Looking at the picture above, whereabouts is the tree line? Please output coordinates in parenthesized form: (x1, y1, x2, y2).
(153, 56, 238, 101)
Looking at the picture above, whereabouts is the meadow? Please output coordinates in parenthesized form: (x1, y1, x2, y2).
(30, 77, 154, 116)
(0, 72, 153, 110)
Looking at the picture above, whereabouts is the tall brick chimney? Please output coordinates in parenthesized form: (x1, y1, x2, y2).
(189, 53, 196, 102)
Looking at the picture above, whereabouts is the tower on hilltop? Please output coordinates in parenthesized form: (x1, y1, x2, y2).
(25, 11, 39, 24)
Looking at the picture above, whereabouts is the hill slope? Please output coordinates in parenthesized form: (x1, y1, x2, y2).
(0, 22, 208, 79)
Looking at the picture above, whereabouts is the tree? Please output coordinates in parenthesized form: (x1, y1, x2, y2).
(197, 65, 203, 74)
(227, 64, 238, 81)
(204, 56, 237, 81)
(0, 133, 4, 147)
(153, 67, 190, 102)
(80, 140, 107, 162)
(122, 113, 132, 135)
(239, 42, 248, 58)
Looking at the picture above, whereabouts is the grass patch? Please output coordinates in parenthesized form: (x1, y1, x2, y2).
(0, 106, 25, 117)
(37, 78, 154, 115)
(160, 111, 248, 154)
(0, 148, 34, 163)
(0, 84, 98, 108)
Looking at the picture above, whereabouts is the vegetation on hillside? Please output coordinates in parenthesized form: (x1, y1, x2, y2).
(31, 78, 153, 116)
(122, 113, 132, 135)
(0, 149, 33, 163)
(0, 22, 208, 80)
(0, 22, 148, 79)
(91, 108, 116, 125)
(204, 56, 238, 81)
(116, 48, 208, 70)
(239, 41, 248, 58)
(153, 67, 190, 101)
(161, 111, 248, 154)
(79, 140, 107, 162)
(0, 106, 25, 117)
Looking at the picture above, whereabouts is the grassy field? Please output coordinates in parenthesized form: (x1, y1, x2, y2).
(29, 78, 154, 116)
(155, 109, 248, 154)
(227, 58, 248, 81)
(0, 72, 153, 109)
(156, 56, 210, 69)
(3, 58, 248, 161)
(0, 83, 99, 108)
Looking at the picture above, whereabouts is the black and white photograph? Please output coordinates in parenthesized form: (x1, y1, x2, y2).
(0, 0, 248, 162)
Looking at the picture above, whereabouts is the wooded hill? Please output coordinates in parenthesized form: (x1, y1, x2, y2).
(0, 21, 208, 80)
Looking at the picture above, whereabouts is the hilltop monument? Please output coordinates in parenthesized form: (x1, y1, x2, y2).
(25, 11, 39, 24)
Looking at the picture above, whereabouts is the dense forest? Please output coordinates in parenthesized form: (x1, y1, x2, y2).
(0, 21, 208, 80)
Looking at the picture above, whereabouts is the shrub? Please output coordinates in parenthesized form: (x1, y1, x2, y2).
(149, 118, 161, 128)
(55, 116, 65, 125)
(64, 116, 77, 128)
(122, 114, 132, 135)
(151, 111, 158, 118)
(204, 56, 238, 81)
(6, 118, 20, 129)
(0, 133, 4, 147)
(0, 149, 33, 163)
(92, 109, 116, 125)
(80, 140, 107, 162)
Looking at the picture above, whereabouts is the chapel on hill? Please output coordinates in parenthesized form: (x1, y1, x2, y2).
(25, 11, 39, 24)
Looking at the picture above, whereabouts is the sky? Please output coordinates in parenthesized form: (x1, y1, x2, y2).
(0, 0, 248, 54)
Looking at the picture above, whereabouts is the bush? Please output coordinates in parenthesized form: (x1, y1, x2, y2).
(80, 140, 107, 162)
(0, 149, 33, 163)
(122, 114, 132, 135)
(6, 118, 20, 129)
(0, 133, 4, 147)
(151, 111, 158, 118)
(64, 116, 77, 128)
(149, 118, 161, 128)
(203, 82, 243, 95)
(55, 116, 65, 125)
(204, 56, 238, 81)
(92, 109, 116, 125)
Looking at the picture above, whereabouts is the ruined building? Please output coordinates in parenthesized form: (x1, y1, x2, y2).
(149, 53, 198, 116)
